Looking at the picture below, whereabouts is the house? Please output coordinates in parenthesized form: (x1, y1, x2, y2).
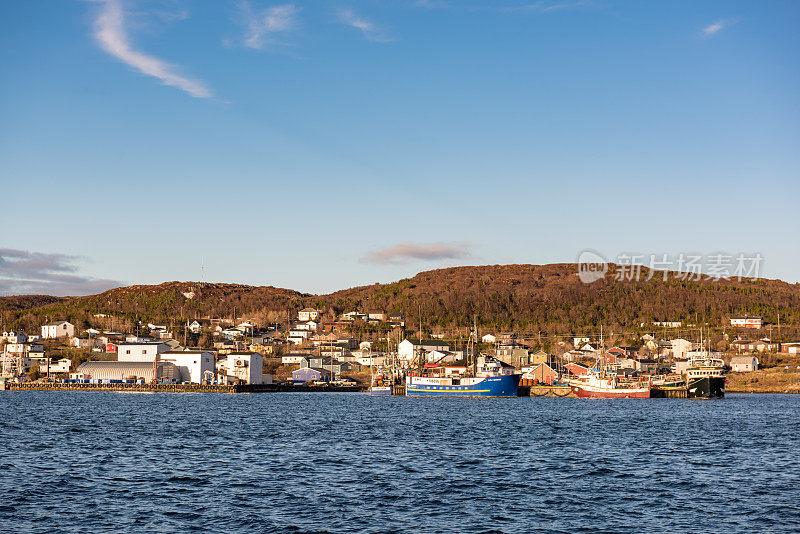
(495, 346, 530, 368)
(70, 337, 96, 349)
(289, 329, 310, 340)
(653, 321, 682, 328)
(292, 367, 332, 383)
(525, 363, 558, 385)
(282, 354, 310, 365)
(3, 331, 27, 343)
(730, 316, 762, 329)
(236, 322, 255, 334)
(160, 351, 215, 383)
(40, 358, 72, 374)
(298, 308, 321, 322)
(529, 350, 549, 366)
(187, 319, 210, 333)
(671, 339, 695, 360)
(499, 332, 518, 344)
(41, 321, 74, 339)
(730, 356, 759, 372)
(116, 342, 171, 362)
(573, 336, 590, 347)
(730, 339, 779, 353)
(341, 311, 366, 321)
(481, 334, 497, 344)
(4, 342, 44, 355)
(388, 312, 405, 326)
(294, 321, 318, 332)
(147, 323, 168, 332)
(356, 353, 386, 367)
(673, 359, 690, 375)
(367, 310, 387, 322)
(398, 339, 450, 361)
(781, 342, 800, 355)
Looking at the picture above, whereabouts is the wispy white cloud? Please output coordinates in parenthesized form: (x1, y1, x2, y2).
(512, 0, 594, 12)
(361, 242, 472, 264)
(238, 2, 299, 50)
(701, 18, 737, 37)
(92, 0, 212, 98)
(0, 249, 126, 296)
(338, 8, 395, 43)
(414, 0, 451, 8)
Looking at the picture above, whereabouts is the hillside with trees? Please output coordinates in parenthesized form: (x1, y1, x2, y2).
(2, 265, 799, 339)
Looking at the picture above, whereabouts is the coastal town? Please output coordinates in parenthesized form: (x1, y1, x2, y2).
(2, 307, 799, 395)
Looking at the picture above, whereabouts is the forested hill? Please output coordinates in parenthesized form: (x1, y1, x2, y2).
(2, 265, 799, 335)
(314, 264, 800, 334)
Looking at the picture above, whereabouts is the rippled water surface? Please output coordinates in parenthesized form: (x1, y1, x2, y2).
(1, 392, 799, 533)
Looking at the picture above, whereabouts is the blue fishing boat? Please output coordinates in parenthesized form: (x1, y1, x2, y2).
(405, 356, 520, 397)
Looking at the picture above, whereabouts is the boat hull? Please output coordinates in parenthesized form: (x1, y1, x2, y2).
(687, 376, 725, 399)
(571, 384, 650, 399)
(369, 386, 392, 396)
(406, 374, 520, 397)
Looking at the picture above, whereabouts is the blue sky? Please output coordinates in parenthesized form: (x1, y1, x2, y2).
(0, 0, 798, 295)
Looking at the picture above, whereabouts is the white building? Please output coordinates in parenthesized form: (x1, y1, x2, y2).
(116, 342, 171, 362)
(222, 352, 269, 384)
(160, 350, 215, 383)
(41, 321, 74, 339)
(730, 316, 762, 329)
(398, 339, 450, 361)
(481, 334, 497, 344)
(282, 354, 310, 365)
(298, 308, 321, 322)
(40, 358, 72, 374)
(730, 356, 759, 372)
(671, 339, 695, 360)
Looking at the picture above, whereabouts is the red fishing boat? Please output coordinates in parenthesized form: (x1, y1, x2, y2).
(570, 373, 650, 399)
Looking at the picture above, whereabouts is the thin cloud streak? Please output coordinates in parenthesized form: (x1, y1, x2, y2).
(0, 249, 126, 296)
(239, 2, 299, 50)
(701, 18, 736, 36)
(338, 8, 395, 42)
(361, 242, 472, 264)
(93, 0, 212, 98)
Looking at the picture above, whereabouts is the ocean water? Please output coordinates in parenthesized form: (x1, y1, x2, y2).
(1, 392, 798, 533)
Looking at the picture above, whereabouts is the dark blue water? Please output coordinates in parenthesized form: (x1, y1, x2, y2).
(1, 392, 799, 533)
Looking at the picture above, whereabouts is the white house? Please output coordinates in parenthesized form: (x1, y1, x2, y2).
(671, 339, 695, 360)
(295, 321, 317, 332)
(160, 350, 215, 383)
(730, 316, 762, 329)
(282, 354, 310, 365)
(41, 321, 74, 339)
(289, 329, 310, 339)
(573, 336, 590, 347)
(359, 341, 372, 351)
(116, 342, 171, 362)
(398, 339, 450, 361)
(298, 308, 321, 322)
(730, 356, 759, 372)
(481, 334, 497, 344)
(40, 358, 72, 374)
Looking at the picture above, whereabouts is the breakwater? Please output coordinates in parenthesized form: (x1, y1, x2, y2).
(3, 382, 364, 394)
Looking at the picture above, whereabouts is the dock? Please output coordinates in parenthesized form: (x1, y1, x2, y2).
(518, 385, 575, 397)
